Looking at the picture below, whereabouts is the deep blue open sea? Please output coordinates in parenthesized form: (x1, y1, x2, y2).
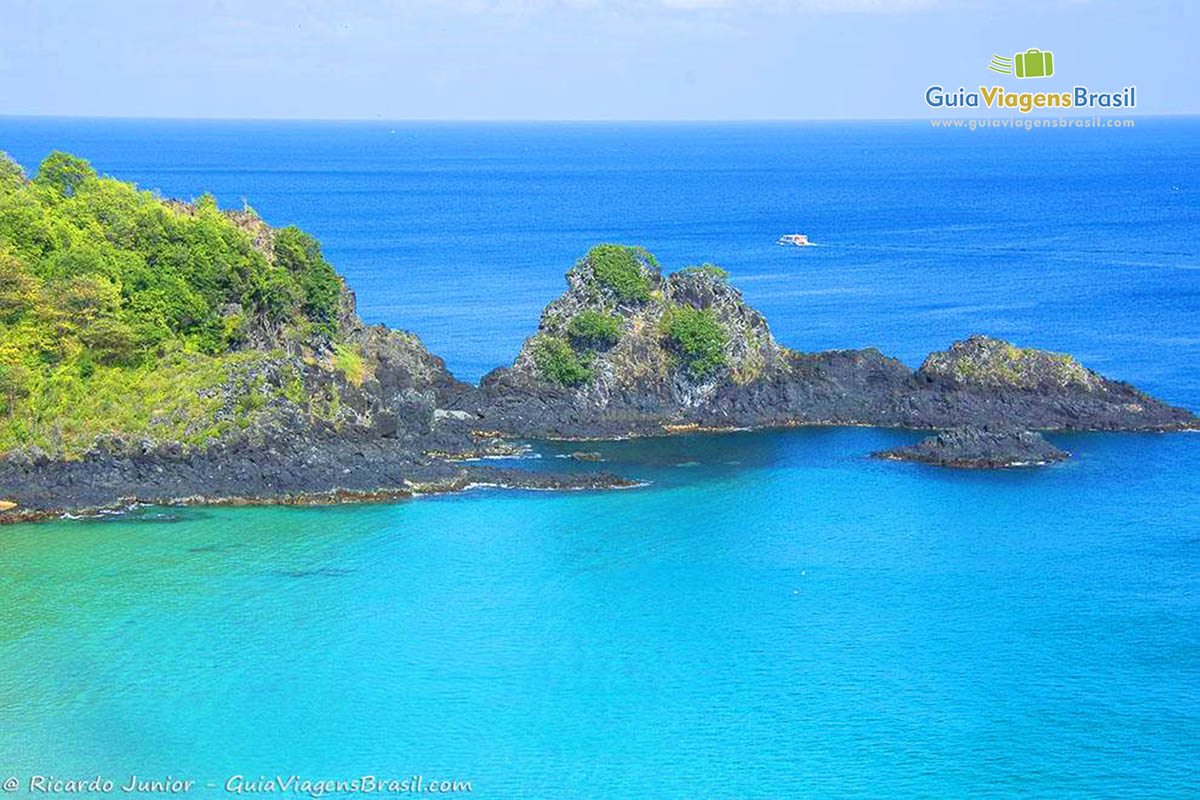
(1, 118, 1198, 797)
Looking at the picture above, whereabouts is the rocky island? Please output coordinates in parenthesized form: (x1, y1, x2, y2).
(470, 248, 1194, 438)
(873, 426, 1070, 468)
(0, 152, 1196, 521)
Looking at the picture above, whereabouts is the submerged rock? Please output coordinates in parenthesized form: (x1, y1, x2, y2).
(873, 426, 1070, 468)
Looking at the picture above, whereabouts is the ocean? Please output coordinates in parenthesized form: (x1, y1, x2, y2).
(0, 118, 1198, 797)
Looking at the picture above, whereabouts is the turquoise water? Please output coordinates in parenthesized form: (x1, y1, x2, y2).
(1, 119, 1199, 796)
(2, 430, 1198, 796)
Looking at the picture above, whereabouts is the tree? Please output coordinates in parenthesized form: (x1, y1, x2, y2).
(34, 151, 97, 197)
(274, 226, 341, 335)
(0, 250, 38, 323)
(0, 152, 26, 194)
(54, 274, 121, 321)
(0, 360, 30, 418)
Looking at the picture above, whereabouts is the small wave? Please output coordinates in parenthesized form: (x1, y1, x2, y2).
(59, 502, 150, 522)
(460, 451, 542, 462)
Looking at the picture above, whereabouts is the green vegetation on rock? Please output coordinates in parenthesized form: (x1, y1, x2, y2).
(0, 150, 348, 455)
(332, 344, 367, 387)
(662, 306, 729, 380)
(676, 264, 729, 281)
(567, 310, 621, 351)
(2, 349, 275, 456)
(584, 244, 653, 303)
(532, 335, 593, 387)
(273, 226, 342, 338)
(922, 336, 1100, 391)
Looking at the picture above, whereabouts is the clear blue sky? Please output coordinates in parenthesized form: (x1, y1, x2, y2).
(2, 0, 1194, 119)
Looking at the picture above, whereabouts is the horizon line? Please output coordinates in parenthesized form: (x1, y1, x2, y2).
(2, 113, 1198, 124)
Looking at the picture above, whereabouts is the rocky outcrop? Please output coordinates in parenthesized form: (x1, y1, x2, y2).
(471, 248, 1198, 439)
(873, 426, 1070, 468)
(475, 251, 798, 437)
(3, 242, 1198, 520)
(918, 335, 1101, 391)
(0, 282, 506, 520)
(0, 435, 634, 523)
(894, 335, 1194, 432)
(332, 289, 478, 438)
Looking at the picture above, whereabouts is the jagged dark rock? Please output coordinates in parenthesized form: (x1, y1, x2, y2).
(873, 426, 1070, 468)
(469, 250, 1197, 438)
(3, 242, 1197, 522)
(0, 435, 636, 523)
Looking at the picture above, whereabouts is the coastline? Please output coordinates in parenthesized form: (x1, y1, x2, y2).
(4, 416, 1195, 524)
(0, 464, 640, 526)
(0, 165, 1197, 522)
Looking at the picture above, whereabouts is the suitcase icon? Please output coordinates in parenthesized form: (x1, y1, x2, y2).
(1014, 48, 1054, 78)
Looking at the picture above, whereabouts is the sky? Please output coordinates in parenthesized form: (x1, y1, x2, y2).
(1, 0, 1195, 120)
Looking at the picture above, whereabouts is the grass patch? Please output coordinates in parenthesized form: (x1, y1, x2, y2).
(0, 350, 273, 457)
(332, 344, 367, 386)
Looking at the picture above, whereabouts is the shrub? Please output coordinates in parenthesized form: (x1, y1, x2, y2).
(567, 310, 621, 351)
(532, 336, 592, 386)
(584, 244, 652, 302)
(77, 316, 140, 365)
(0, 362, 30, 417)
(281, 365, 307, 405)
(663, 306, 728, 380)
(0, 251, 39, 324)
(677, 264, 729, 281)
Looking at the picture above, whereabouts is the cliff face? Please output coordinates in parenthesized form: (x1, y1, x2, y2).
(472, 247, 1198, 438)
(216, 202, 475, 447)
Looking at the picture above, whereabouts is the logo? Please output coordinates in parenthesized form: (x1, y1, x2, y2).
(924, 47, 1136, 115)
(989, 49, 1055, 79)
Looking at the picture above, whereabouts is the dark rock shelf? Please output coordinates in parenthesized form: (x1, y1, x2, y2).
(873, 426, 1070, 469)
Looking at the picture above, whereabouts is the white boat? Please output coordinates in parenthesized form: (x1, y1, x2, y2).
(776, 234, 810, 246)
